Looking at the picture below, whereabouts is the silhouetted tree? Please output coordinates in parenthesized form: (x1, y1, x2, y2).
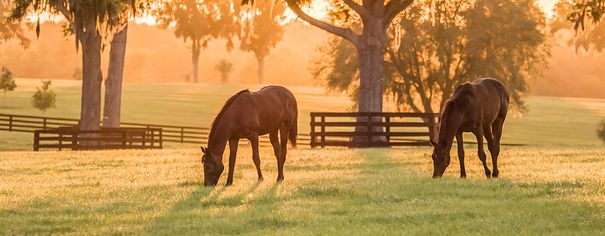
(11, 0, 136, 130)
(313, 0, 548, 136)
(0, 66, 16, 104)
(239, 0, 287, 84)
(156, 0, 239, 83)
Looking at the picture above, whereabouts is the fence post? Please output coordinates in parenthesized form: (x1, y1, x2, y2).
(320, 115, 325, 148)
(33, 131, 40, 151)
(150, 130, 154, 148)
(310, 114, 315, 148)
(386, 116, 391, 144)
(43, 118, 47, 130)
(122, 130, 127, 148)
(8, 115, 13, 132)
(159, 129, 163, 149)
(71, 130, 77, 150)
(180, 127, 184, 143)
(367, 113, 372, 147)
(59, 134, 63, 151)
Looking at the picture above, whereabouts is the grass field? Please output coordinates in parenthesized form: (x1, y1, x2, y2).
(1, 79, 605, 150)
(1, 146, 604, 234)
(1, 80, 605, 234)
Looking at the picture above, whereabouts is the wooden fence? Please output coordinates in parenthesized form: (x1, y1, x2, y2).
(310, 112, 439, 147)
(34, 127, 162, 151)
(0, 113, 310, 147)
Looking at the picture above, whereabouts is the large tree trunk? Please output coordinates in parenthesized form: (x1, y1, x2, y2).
(191, 42, 200, 83)
(79, 25, 103, 131)
(257, 56, 265, 84)
(352, 16, 387, 146)
(103, 24, 128, 128)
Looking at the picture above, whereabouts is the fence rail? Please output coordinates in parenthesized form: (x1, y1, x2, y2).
(0, 113, 310, 147)
(310, 112, 439, 148)
(34, 127, 162, 151)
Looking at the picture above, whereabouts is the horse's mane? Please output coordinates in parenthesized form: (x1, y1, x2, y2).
(209, 89, 250, 141)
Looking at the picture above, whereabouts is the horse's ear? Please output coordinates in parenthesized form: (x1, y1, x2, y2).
(430, 139, 438, 147)
(201, 146, 207, 153)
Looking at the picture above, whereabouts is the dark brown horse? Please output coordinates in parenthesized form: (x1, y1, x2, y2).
(430, 78, 509, 178)
(201, 86, 298, 186)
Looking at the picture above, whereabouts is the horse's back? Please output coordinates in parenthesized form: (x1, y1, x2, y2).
(472, 79, 509, 120)
(251, 86, 298, 134)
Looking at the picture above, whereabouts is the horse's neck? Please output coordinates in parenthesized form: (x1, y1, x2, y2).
(208, 121, 232, 162)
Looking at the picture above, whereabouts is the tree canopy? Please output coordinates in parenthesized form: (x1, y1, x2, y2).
(313, 0, 548, 114)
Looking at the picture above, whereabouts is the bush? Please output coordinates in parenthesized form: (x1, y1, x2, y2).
(31, 80, 56, 114)
(598, 119, 605, 144)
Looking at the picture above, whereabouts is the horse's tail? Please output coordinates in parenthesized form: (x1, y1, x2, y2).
(289, 112, 298, 148)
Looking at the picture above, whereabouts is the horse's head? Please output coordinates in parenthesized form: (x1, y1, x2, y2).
(201, 146, 224, 186)
(430, 138, 450, 178)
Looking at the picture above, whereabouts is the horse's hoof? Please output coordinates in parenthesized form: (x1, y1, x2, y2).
(485, 171, 492, 178)
(257, 177, 264, 182)
(492, 171, 499, 178)
(225, 182, 233, 187)
(276, 177, 284, 183)
(460, 174, 467, 179)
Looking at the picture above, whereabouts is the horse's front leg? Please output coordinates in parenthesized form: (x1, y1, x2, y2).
(226, 138, 239, 186)
(455, 132, 466, 178)
(473, 127, 492, 178)
(249, 133, 264, 182)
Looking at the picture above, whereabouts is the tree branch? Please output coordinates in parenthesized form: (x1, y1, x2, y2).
(285, 0, 360, 46)
(51, 2, 73, 24)
(384, 0, 414, 26)
(344, 0, 370, 20)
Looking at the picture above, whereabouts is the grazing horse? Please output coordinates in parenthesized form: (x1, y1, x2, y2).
(430, 78, 509, 178)
(201, 86, 298, 186)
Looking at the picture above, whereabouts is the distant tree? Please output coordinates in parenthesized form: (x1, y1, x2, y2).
(0, 66, 16, 103)
(239, 0, 287, 84)
(215, 60, 233, 84)
(72, 67, 82, 80)
(598, 119, 605, 143)
(31, 80, 56, 114)
(313, 0, 548, 136)
(155, 0, 239, 83)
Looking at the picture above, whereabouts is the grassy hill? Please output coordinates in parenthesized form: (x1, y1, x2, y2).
(1, 79, 604, 150)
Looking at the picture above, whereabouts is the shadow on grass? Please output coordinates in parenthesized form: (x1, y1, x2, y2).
(145, 181, 281, 234)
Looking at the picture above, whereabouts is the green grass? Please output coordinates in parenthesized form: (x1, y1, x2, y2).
(0, 147, 604, 234)
(1, 79, 605, 150)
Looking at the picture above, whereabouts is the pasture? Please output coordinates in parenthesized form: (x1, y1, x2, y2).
(1, 80, 605, 234)
(1, 146, 604, 234)
(1, 79, 605, 150)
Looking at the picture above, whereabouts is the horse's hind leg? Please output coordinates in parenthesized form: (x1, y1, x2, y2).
(473, 127, 492, 178)
(269, 130, 282, 181)
(276, 124, 289, 182)
(456, 132, 466, 178)
(249, 133, 263, 182)
(484, 125, 497, 178)
(490, 117, 505, 178)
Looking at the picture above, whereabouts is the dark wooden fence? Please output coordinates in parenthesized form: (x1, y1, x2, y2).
(310, 112, 439, 147)
(0, 113, 311, 147)
(34, 127, 162, 151)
